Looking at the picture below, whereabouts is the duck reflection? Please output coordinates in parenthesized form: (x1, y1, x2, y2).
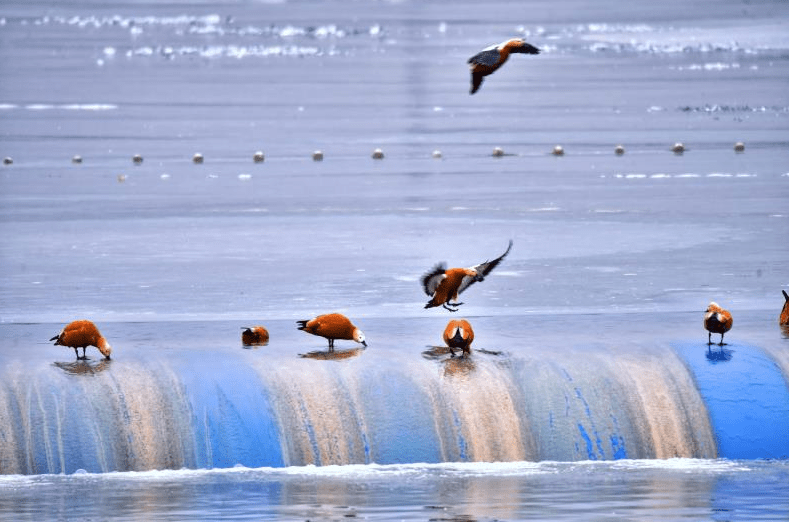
(53, 358, 112, 375)
(443, 355, 476, 377)
(706, 345, 732, 363)
(299, 347, 365, 361)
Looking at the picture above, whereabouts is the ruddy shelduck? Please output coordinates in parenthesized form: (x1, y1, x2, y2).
(241, 326, 269, 346)
(50, 319, 112, 360)
(297, 313, 366, 352)
(780, 290, 789, 326)
(468, 38, 540, 94)
(704, 302, 733, 346)
(443, 319, 474, 358)
(422, 240, 512, 312)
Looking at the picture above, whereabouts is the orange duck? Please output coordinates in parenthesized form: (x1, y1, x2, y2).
(422, 240, 512, 312)
(297, 313, 366, 352)
(780, 290, 789, 326)
(443, 319, 474, 358)
(50, 320, 112, 360)
(704, 302, 733, 346)
(468, 38, 540, 94)
(241, 326, 269, 346)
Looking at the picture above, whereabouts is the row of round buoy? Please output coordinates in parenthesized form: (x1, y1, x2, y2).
(1, 142, 749, 166)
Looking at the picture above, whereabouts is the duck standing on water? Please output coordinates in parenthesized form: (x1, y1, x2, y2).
(443, 319, 475, 358)
(50, 320, 112, 360)
(241, 326, 269, 346)
(704, 302, 733, 347)
(422, 240, 512, 312)
(468, 38, 540, 94)
(297, 313, 366, 352)
(780, 291, 789, 326)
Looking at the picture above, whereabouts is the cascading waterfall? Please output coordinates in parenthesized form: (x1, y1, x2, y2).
(1, 338, 788, 475)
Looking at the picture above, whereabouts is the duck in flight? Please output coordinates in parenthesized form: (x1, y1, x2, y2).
(468, 38, 540, 94)
(422, 240, 513, 312)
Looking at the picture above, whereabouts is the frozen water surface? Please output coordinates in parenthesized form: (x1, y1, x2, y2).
(1, 0, 788, 520)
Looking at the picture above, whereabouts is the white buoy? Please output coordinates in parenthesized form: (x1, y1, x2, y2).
(734, 141, 745, 153)
(372, 148, 385, 160)
(3, 157, 13, 165)
(312, 150, 324, 161)
(432, 150, 442, 159)
(614, 145, 625, 156)
(253, 151, 265, 163)
(492, 147, 504, 157)
(192, 153, 204, 164)
(72, 155, 83, 164)
(672, 142, 685, 154)
(132, 154, 143, 164)
(552, 145, 564, 156)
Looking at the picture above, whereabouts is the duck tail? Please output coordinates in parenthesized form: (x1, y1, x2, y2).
(296, 320, 308, 330)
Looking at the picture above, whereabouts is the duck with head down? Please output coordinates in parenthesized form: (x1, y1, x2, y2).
(50, 320, 112, 360)
(443, 319, 474, 358)
(241, 326, 269, 346)
(297, 313, 366, 352)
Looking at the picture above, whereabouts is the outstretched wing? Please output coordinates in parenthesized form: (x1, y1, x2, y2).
(470, 71, 484, 94)
(468, 47, 500, 67)
(456, 272, 480, 296)
(515, 42, 540, 55)
(474, 240, 512, 277)
(421, 263, 447, 296)
(457, 240, 513, 294)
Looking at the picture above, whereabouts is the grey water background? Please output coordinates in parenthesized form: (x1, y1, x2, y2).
(1, 0, 789, 520)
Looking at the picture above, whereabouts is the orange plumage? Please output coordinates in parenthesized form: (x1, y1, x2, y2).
(241, 326, 269, 346)
(780, 290, 789, 326)
(422, 240, 512, 312)
(443, 319, 474, 358)
(297, 313, 366, 351)
(703, 302, 733, 346)
(50, 320, 112, 360)
(468, 38, 540, 94)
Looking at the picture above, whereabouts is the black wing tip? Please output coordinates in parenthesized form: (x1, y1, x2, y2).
(784, 290, 789, 300)
(421, 262, 447, 295)
(470, 72, 484, 94)
(519, 42, 540, 54)
(422, 262, 446, 279)
(296, 320, 308, 330)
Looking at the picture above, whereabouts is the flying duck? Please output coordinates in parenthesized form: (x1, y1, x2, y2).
(468, 38, 540, 94)
(422, 240, 512, 312)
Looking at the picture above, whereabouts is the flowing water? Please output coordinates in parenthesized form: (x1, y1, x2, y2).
(1, 0, 788, 519)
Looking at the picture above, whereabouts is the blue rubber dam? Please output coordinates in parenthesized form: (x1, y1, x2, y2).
(1, 339, 787, 474)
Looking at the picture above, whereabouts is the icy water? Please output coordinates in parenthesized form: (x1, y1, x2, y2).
(1, 0, 789, 520)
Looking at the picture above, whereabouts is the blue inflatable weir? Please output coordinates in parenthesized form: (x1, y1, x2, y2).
(2, 338, 788, 474)
(675, 341, 789, 460)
